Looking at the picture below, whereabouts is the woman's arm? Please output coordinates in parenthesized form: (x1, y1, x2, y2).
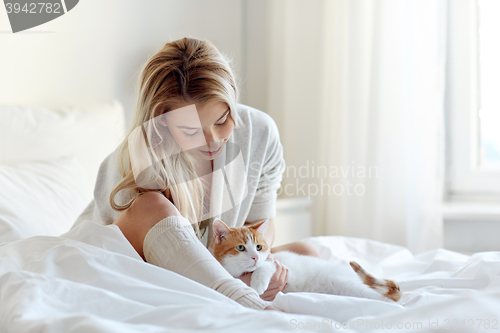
(113, 192, 276, 310)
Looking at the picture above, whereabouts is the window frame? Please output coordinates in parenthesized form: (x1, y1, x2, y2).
(446, 0, 500, 200)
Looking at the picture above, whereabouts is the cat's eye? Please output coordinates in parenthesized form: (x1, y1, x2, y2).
(236, 245, 245, 251)
(256, 244, 262, 251)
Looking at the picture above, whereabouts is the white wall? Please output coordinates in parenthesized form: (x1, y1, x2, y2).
(244, 1, 325, 239)
(243, 0, 272, 113)
(0, 0, 246, 126)
(0, 1, 313, 242)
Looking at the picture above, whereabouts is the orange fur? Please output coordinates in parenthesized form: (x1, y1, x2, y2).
(210, 220, 269, 263)
(349, 261, 402, 301)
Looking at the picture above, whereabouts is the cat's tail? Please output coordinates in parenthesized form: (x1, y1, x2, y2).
(349, 261, 402, 302)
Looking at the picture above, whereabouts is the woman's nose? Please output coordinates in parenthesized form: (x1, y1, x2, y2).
(203, 130, 218, 144)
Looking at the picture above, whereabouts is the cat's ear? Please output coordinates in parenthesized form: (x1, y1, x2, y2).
(212, 218, 230, 244)
(249, 218, 270, 236)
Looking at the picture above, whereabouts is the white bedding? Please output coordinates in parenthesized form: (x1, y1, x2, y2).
(0, 221, 499, 332)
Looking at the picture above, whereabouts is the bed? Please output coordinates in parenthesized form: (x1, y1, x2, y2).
(1, 102, 499, 332)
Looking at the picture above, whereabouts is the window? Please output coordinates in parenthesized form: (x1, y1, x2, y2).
(478, 0, 500, 169)
(446, 0, 500, 198)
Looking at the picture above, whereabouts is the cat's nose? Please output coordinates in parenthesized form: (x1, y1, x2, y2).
(251, 256, 258, 262)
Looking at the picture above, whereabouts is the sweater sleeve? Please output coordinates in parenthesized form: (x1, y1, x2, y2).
(246, 114, 286, 222)
(143, 215, 271, 310)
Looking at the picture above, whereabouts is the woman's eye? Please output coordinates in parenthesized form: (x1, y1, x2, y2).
(256, 244, 262, 251)
(236, 245, 245, 251)
(183, 131, 199, 137)
(215, 116, 229, 127)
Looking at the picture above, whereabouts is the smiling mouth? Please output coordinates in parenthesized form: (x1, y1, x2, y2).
(199, 145, 222, 157)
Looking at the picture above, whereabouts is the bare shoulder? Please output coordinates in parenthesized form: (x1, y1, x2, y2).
(131, 192, 180, 217)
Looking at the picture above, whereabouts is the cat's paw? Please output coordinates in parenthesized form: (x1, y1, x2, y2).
(250, 277, 270, 295)
(250, 261, 276, 295)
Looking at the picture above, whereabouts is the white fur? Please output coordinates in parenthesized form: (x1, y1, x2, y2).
(223, 248, 394, 302)
(221, 236, 270, 278)
(273, 251, 390, 301)
(250, 260, 276, 295)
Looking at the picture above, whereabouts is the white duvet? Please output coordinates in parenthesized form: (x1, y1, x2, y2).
(0, 221, 499, 332)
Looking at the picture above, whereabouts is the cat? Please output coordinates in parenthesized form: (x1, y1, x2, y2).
(209, 218, 402, 302)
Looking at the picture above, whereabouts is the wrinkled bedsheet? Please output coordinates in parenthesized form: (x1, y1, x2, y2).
(1, 220, 499, 332)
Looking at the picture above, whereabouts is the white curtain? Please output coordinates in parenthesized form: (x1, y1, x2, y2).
(265, 0, 447, 253)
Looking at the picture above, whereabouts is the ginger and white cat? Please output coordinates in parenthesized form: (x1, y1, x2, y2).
(209, 218, 401, 302)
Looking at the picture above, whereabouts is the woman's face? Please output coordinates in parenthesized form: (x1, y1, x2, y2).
(162, 101, 235, 160)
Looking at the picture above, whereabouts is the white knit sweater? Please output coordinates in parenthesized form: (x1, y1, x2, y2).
(71, 103, 286, 309)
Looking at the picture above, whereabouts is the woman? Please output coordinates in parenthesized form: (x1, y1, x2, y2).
(73, 37, 318, 311)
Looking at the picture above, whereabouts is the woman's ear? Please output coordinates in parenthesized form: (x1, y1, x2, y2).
(213, 218, 230, 244)
(157, 113, 168, 127)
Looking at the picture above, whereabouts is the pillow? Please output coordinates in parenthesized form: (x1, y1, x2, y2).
(0, 156, 91, 245)
(0, 100, 126, 195)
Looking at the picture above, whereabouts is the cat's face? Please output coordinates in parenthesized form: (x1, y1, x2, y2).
(210, 219, 270, 277)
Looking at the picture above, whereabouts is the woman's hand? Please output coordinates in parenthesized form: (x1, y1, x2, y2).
(260, 260, 288, 301)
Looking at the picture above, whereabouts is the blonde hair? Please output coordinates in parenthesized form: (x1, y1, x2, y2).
(110, 37, 240, 238)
